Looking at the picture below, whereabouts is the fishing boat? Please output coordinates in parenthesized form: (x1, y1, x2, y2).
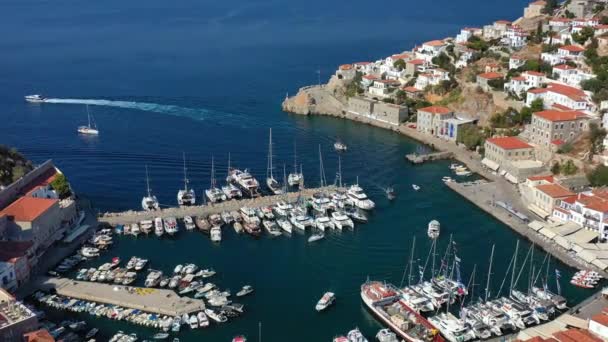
(184, 216, 196, 230)
(412, 184, 421, 191)
(177, 153, 195, 206)
(334, 140, 348, 152)
(308, 231, 325, 243)
(266, 128, 284, 195)
(428, 220, 440, 239)
(154, 217, 164, 237)
(236, 285, 254, 297)
(210, 226, 222, 242)
(315, 292, 335, 311)
(206, 156, 227, 203)
(196, 216, 211, 234)
(25, 94, 46, 103)
(142, 166, 160, 211)
(77, 105, 99, 135)
(164, 217, 178, 236)
(347, 182, 375, 210)
(361, 281, 444, 342)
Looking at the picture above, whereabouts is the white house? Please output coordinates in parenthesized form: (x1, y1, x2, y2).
(361, 74, 380, 87)
(544, 29, 572, 45)
(557, 45, 586, 59)
(572, 18, 599, 28)
(552, 64, 595, 87)
(502, 25, 528, 48)
(414, 69, 450, 90)
(509, 56, 526, 70)
(504, 71, 545, 97)
(548, 17, 572, 30)
(353, 62, 373, 74)
(416, 40, 447, 61)
(569, 191, 608, 240)
(590, 313, 608, 340)
(483, 20, 511, 39)
(526, 83, 593, 111)
(368, 80, 395, 98)
(455, 27, 481, 43)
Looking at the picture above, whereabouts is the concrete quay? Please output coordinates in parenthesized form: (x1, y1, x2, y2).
(36, 277, 204, 316)
(405, 151, 453, 164)
(100, 186, 341, 225)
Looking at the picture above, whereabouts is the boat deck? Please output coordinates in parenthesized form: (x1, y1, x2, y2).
(35, 277, 205, 316)
(100, 186, 342, 225)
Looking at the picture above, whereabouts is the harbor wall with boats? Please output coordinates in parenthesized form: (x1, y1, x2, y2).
(100, 185, 342, 225)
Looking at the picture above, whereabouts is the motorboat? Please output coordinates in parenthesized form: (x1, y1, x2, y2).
(331, 211, 354, 230)
(315, 292, 335, 311)
(130, 223, 140, 237)
(168, 275, 181, 289)
(206, 156, 227, 203)
(197, 311, 209, 327)
(80, 247, 100, 258)
(233, 221, 244, 234)
(334, 141, 347, 152)
(261, 206, 275, 220)
(183, 264, 198, 274)
(222, 183, 242, 199)
(400, 287, 435, 313)
(346, 184, 375, 210)
(205, 308, 227, 323)
(209, 213, 223, 227)
(196, 216, 211, 234)
(344, 207, 368, 223)
(188, 315, 198, 329)
(375, 329, 398, 342)
(428, 312, 476, 342)
(273, 201, 293, 217)
(308, 231, 325, 243)
(142, 166, 160, 211)
(77, 105, 99, 135)
(183, 216, 196, 230)
(140, 220, 153, 234)
(346, 328, 368, 342)
(232, 336, 246, 342)
(236, 285, 254, 297)
(145, 270, 163, 287)
(531, 286, 567, 310)
(428, 220, 440, 239)
(164, 217, 178, 236)
(385, 187, 396, 200)
(412, 184, 421, 191)
(210, 226, 222, 242)
(453, 166, 472, 177)
(154, 217, 164, 237)
(231, 169, 261, 198)
(311, 192, 332, 213)
(25, 94, 46, 103)
(135, 258, 148, 271)
(221, 211, 235, 224)
(262, 220, 282, 236)
(314, 215, 334, 231)
(330, 190, 349, 209)
(277, 217, 292, 233)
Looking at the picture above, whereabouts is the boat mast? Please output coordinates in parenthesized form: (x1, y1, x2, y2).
(408, 236, 416, 286)
(267, 128, 274, 180)
(431, 239, 437, 278)
(293, 141, 298, 174)
(86, 105, 92, 128)
(419, 238, 436, 284)
(282, 164, 288, 193)
(318, 145, 326, 187)
(182, 152, 189, 192)
(210, 155, 216, 189)
(485, 244, 495, 302)
(528, 243, 534, 294)
(509, 240, 520, 295)
(299, 164, 304, 189)
(545, 254, 551, 290)
(336, 155, 343, 188)
(259, 321, 262, 342)
(462, 264, 476, 309)
(145, 165, 152, 198)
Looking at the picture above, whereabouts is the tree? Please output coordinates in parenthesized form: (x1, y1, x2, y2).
(572, 27, 594, 45)
(51, 173, 71, 199)
(467, 36, 490, 52)
(487, 78, 505, 90)
(458, 125, 485, 150)
(393, 59, 406, 71)
(395, 90, 407, 105)
(589, 122, 607, 159)
(588, 165, 608, 186)
(551, 161, 561, 175)
(542, 0, 558, 14)
(565, 10, 575, 19)
(530, 98, 544, 112)
(432, 53, 455, 73)
(561, 160, 578, 175)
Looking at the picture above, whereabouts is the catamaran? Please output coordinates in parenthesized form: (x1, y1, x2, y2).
(230, 169, 260, 198)
(141, 165, 160, 211)
(266, 128, 283, 195)
(288, 142, 303, 186)
(222, 153, 243, 199)
(77, 105, 99, 135)
(177, 152, 195, 206)
(206, 156, 227, 203)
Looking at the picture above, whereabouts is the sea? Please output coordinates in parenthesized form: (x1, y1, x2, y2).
(0, 0, 594, 341)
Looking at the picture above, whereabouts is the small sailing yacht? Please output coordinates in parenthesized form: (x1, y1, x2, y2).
(142, 165, 160, 211)
(334, 140, 347, 152)
(287, 141, 303, 187)
(177, 152, 195, 206)
(266, 128, 283, 195)
(205, 156, 227, 203)
(77, 105, 99, 135)
(427, 220, 440, 239)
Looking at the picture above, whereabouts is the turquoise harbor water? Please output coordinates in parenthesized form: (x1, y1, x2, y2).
(0, 0, 596, 341)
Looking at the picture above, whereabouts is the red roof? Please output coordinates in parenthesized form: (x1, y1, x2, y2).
(534, 83, 588, 101)
(534, 110, 585, 122)
(551, 139, 565, 146)
(552, 103, 574, 111)
(391, 53, 410, 60)
(512, 76, 526, 81)
(408, 59, 426, 65)
(528, 88, 548, 94)
(525, 71, 545, 77)
(0, 197, 57, 222)
(578, 195, 608, 213)
(403, 86, 422, 93)
(559, 45, 585, 52)
(553, 328, 602, 342)
(528, 175, 554, 183)
(536, 184, 575, 199)
(478, 72, 503, 80)
(592, 313, 608, 326)
(495, 20, 511, 25)
(486, 136, 532, 150)
(562, 195, 578, 204)
(354, 62, 371, 65)
(418, 106, 451, 115)
(362, 75, 378, 80)
(423, 40, 445, 47)
(0, 240, 34, 263)
(339, 64, 353, 70)
(24, 329, 55, 342)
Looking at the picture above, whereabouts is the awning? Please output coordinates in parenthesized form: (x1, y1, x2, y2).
(528, 204, 550, 220)
(481, 158, 499, 171)
(570, 229, 599, 245)
(504, 172, 519, 184)
(499, 170, 507, 176)
(577, 250, 597, 263)
(594, 259, 608, 271)
(554, 235, 571, 250)
(528, 220, 545, 231)
(540, 228, 557, 239)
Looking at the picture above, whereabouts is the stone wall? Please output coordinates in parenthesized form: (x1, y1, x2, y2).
(0, 160, 55, 210)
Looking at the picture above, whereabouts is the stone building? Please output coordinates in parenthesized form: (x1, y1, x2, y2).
(483, 137, 543, 182)
(416, 106, 453, 136)
(523, 0, 546, 18)
(0, 289, 38, 340)
(528, 110, 589, 148)
(347, 97, 408, 125)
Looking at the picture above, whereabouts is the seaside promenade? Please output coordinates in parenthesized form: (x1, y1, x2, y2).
(100, 185, 342, 225)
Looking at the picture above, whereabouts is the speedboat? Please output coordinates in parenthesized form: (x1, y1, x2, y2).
(262, 220, 282, 237)
(183, 216, 196, 230)
(428, 220, 440, 239)
(277, 217, 292, 233)
(273, 201, 293, 217)
(334, 141, 348, 152)
(154, 217, 164, 237)
(315, 292, 335, 311)
(222, 183, 242, 199)
(412, 184, 421, 191)
(331, 211, 354, 230)
(385, 187, 396, 200)
(210, 226, 222, 242)
(197, 311, 209, 327)
(135, 258, 148, 271)
(308, 231, 325, 243)
(344, 207, 368, 223)
(346, 184, 375, 210)
(140, 220, 153, 234)
(164, 217, 178, 236)
(236, 285, 254, 297)
(221, 211, 235, 224)
(205, 308, 227, 323)
(25, 94, 46, 103)
(375, 329, 398, 342)
(188, 315, 198, 329)
(346, 328, 368, 342)
(311, 193, 332, 213)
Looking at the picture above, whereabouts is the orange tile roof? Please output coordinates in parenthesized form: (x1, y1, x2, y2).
(495, 20, 511, 25)
(512, 76, 526, 81)
(24, 329, 55, 342)
(534, 110, 585, 122)
(362, 75, 378, 80)
(530, 0, 546, 5)
(0, 197, 57, 222)
(536, 184, 575, 199)
(579, 195, 608, 212)
(528, 175, 554, 183)
(552, 103, 574, 111)
(551, 139, 565, 145)
(391, 53, 410, 60)
(408, 59, 426, 65)
(529, 88, 548, 94)
(525, 71, 545, 77)
(423, 40, 445, 47)
(478, 72, 503, 79)
(339, 64, 353, 70)
(418, 106, 451, 115)
(403, 86, 422, 92)
(560, 45, 585, 52)
(486, 136, 532, 150)
(592, 313, 608, 326)
(553, 64, 576, 70)
(553, 328, 602, 342)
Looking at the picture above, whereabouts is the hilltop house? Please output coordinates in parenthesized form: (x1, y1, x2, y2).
(552, 64, 595, 87)
(414, 69, 450, 90)
(476, 72, 503, 92)
(526, 83, 593, 112)
(528, 110, 589, 148)
(509, 56, 527, 70)
(455, 27, 482, 43)
(524, 0, 546, 18)
(504, 71, 545, 97)
(416, 40, 447, 61)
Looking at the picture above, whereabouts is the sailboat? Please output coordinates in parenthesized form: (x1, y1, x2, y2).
(77, 105, 99, 135)
(266, 128, 283, 195)
(142, 165, 160, 211)
(222, 153, 242, 199)
(206, 156, 227, 203)
(177, 152, 196, 206)
(287, 141, 303, 187)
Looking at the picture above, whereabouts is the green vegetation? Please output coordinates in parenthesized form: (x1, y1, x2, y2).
(542, 44, 560, 53)
(487, 78, 505, 91)
(0, 145, 33, 185)
(593, 4, 605, 14)
(489, 107, 529, 128)
(431, 53, 455, 73)
(50, 173, 71, 199)
(393, 59, 406, 71)
(457, 125, 486, 150)
(436, 88, 463, 106)
(345, 72, 363, 98)
(382, 98, 395, 104)
(467, 36, 490, 52)
(581, 40, 608, 103)
(588, 165, 608, 186)
(572, 27, 594, 45)
(551, 160, 579, 176)
(551, 161, 561, 175)
(432, 78, 458, 96)
(557, 142, 574, 154)
(589, 122, 607, 160)
(542, 0, 558, 14)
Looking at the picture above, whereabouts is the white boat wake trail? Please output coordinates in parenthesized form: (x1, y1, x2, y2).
(44, 98, 248, 125)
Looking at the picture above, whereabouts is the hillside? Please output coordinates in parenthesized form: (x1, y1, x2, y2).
(0, 145, 33, 186)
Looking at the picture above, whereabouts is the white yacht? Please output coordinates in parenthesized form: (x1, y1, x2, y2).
(164, 217, 178, 236)
(334, 141, 348, 152)
(232, 169, 260, 198)
(428, 220, 440, 239)
(346, 183, 375, 210)
(206, 156, 227, 203)
(331, 211, 354, 230)
(276, 217, 292, 233)
(140, 220, 153, 234)
(240, 207, 261, 225)
(263, 220, 282, 236)
(311, 193, 332, 213)
(177, 153, 195, 206)
(375, 329, 398, 342)
(141, 166, 160, 211)
(428, 313, 476, 342)
(289, 210, 313, 231)
(77, 105, 99, 135)
(288, 142, 303, 186)
(210, 226, 222, 242)
(222, 153, 243, 199)
(266, 128, 284, 195)
(154, 217, 164, 237)
(315, 292, 335, 311)
(197, 311, 209, 328)
(273, 201, 293, 217)
(184, 216, 196, 230)
(314, 215, 334, 231)
(25, 94, 46, 103)
(346, 328, 368, 342)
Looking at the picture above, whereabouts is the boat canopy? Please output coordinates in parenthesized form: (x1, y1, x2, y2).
(539, 228, 557, 239)
(504, 172, 519, 184)
(569, 229, 599, 245)
(481, 158, 500, 171)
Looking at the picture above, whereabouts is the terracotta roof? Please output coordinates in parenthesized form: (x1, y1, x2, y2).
(0, 197, 58, 222)
(546, 83, 588, 101)
(534, 110, 586, 122)
(553, 328, 602, 342)
(418, 106, 451, 115)
(529, 88, 548, 94)
(552, 103, 574, 111)
(362, 75, 378, 80)
(562, 195, 578, 204)
(339, 64, 353, 70)
(24, 329, 55, 342)
(536, 184, 575, 199)
(579, 195, 608, 213)
(478, 72, 503, 79)
(391, 53, 411, 60)
(403, 86, 422, 92)
(512, 76, 526, 81)
(495, 20, 511, 25)
(354, 62, 371, 65)
(528, 175, 554, 183)
(551, 139, 565, 145)
(0, 240, 34, 263)
(525, 71, 545, 77)
(407, 59, 426, 65)
(559, 45, 585, 52)
(530, 0, 546, 5)
(423, 40, 445, 47)
(591, 313, 608, 326)
(486, 136, 532, 150)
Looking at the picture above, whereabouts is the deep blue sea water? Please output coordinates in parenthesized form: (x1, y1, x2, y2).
(0, 1, 593, 341)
